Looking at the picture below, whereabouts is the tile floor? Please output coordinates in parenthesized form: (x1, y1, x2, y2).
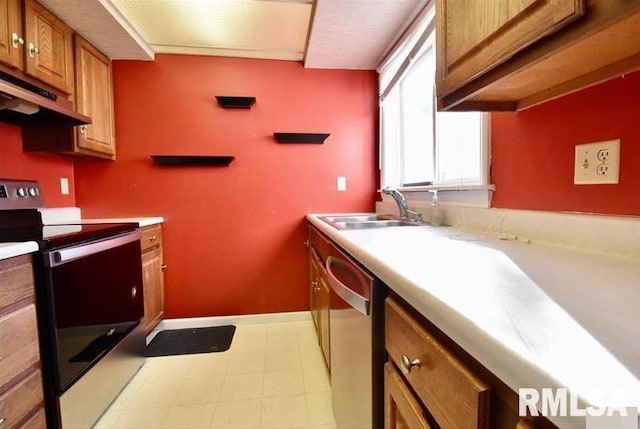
(94, 320, 336, 429)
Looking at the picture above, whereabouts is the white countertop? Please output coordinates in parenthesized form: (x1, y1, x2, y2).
(308, 213, 640, 428)
(45, 217, 164, 228)
(73, 217, 164, 228)
(0, 242, 39, 260)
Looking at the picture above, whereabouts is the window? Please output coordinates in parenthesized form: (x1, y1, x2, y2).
(378, 3, 491, 205)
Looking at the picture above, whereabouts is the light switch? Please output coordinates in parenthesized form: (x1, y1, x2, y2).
(60, 178, 69, 195)
(337, 176, 347, 192)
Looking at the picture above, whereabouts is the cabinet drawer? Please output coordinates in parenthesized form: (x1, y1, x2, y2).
(0, 369, 44, 428)
(0, 305, 40, 387)
(0, 257, 34, 309)
(18, 407, 46, 429)
(141, 225, 162, 252)
(385, 362, 431, 429)
(385, 298, 491, 429)
(308, 225, 329, 263)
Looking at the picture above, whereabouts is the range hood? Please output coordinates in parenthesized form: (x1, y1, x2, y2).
(0, 72, 90, 126)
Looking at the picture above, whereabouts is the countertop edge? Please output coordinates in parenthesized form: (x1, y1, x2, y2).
(46, 217, 164, 227)
(0, 242, 39, 260)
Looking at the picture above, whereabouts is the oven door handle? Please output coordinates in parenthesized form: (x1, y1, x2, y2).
(44, 229, 141, 267)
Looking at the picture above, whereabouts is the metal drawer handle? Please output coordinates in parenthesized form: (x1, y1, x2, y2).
(80, 125, 89, 134)
(401, 355, 421, 375)
(0, 416, 6, 429)
(304, 238, 310, 247)
(149, 235, 157, 241)
(161, 264, 167, 271)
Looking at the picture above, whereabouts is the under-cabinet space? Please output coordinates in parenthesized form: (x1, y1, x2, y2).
(436, 0, 640, 110)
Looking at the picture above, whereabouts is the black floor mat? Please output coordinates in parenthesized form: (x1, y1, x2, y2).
(146, 325, 236, 357)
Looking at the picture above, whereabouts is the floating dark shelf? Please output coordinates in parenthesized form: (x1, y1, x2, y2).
(215, 96, 256, 109)
(151, 155, 235, 166)
(273, 133, 330, 144)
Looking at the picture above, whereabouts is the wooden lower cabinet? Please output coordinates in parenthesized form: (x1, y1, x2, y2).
(0, 255, 46, 429)
(317, 265, 330, 369)
(308, 227, 330, 371)
(384, 294, 558, 429)
(385, 363, 431, 429)
(141, 224, 165, 334)
(385, 297, 491, 429)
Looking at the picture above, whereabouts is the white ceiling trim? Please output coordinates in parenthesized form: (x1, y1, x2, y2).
(37, 0, 154, 60)
(100, 0, 155, 59)
(153, 45, 304, 61)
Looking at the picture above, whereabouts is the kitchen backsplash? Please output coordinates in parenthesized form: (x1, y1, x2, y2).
(0, 123, 76, 207)
(377, 199, 640, 260)
(491, 70, 640, 216)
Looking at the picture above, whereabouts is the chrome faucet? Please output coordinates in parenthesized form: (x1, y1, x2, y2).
(382, 187, 422, 222)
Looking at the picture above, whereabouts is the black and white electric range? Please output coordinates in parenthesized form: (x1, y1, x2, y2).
(0, 179, 146, 429)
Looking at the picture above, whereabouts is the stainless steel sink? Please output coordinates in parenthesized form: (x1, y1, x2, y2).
(319, 214, 424, 230)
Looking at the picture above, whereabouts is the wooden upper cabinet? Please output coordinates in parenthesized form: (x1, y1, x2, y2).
(23, 0, 74, 94)
(437, 0, 585, 96)
(437, 1, 640, 111)
(74, 35, 115, 157)
(0, 0, 24, 69)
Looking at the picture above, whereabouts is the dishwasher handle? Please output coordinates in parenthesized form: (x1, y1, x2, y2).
(326, 256, 370, 316)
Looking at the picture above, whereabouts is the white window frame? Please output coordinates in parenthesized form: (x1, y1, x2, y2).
(378, 2, 494, 207)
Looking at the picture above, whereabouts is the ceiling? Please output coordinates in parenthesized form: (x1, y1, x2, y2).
(38, 0, 425, 70)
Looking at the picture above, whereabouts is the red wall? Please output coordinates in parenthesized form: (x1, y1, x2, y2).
(491, 71, 640, 215)
(0, 123, 76, 207)
(74, 55, 378, 318)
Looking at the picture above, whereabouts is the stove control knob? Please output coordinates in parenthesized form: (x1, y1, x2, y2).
(17, 187, 26, 197)
(28, 187, 38, 197)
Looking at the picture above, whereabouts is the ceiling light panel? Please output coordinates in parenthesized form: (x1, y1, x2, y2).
(110, 0, 313, 60)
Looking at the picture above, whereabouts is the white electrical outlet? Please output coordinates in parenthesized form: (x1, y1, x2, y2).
(60, 178, 69, 195)
(574, 139, 620, 185)
(337, 176, 347, 191)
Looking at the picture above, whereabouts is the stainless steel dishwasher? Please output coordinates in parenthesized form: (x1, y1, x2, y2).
(326, 242, 385, 429)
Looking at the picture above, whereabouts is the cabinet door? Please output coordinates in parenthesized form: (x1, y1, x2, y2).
(436, 0, 585, 95)
(23, 0, 74, 94)
(74, 35, 116, 157)
(142, 247, 165, 334)
(385, 363, 431, 429)
(0, 0, 23, 69)
(318, 271, 330, 371)
(309, 247, 320, 330)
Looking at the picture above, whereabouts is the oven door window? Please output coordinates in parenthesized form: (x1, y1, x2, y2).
(47, 239, 143, 392)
